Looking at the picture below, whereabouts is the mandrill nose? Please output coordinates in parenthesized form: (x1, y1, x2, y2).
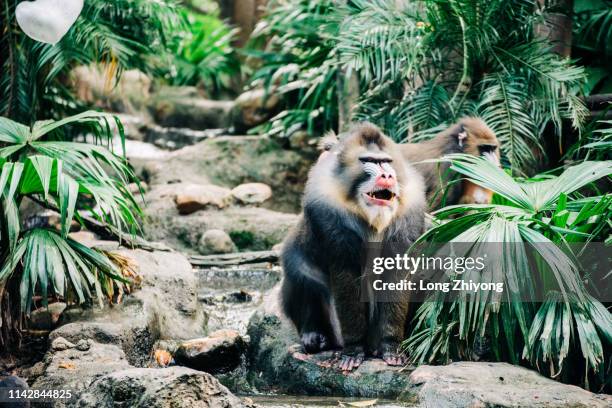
(375, 172, 396, 188)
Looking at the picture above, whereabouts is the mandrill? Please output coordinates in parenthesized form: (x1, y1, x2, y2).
(400, 117, 501, 209)
(281, 123, 426, 371)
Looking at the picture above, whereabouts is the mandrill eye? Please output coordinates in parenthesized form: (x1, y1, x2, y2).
(359, 156, 393, 164)
(478, 144, 498, 154)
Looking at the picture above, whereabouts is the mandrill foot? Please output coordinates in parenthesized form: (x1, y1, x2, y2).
(323, 348, 365, 372)
(382, 351, 407, 366)
(301, 331, 333, 353)
(372, 344, 407, 367)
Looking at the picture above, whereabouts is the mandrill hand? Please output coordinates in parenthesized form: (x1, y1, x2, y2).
(301, 331, 333, 353)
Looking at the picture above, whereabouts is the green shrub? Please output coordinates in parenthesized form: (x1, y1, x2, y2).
(0, 111, 141, 346)
(403, 155, 612, 389)
(164, 10, 240, 94)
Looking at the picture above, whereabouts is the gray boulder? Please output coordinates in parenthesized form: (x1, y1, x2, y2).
(32, 339, 250, 407)
(141, 135, 314, 213)
(146, 206, 298, 254)
(152, 95, 234, 130)
(232, 88, 280, 132)
(231, 183, 272, 205)
(408, 362, 612, 407)
(174, 329, 247, 374)
(199, 229, 237, 254)
(77, 367, 250, 408)
(32, 341, 131, 407)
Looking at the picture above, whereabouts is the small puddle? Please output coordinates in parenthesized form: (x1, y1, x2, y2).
(246, 395, 415, 407)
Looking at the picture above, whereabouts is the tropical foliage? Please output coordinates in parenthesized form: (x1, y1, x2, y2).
(0, 111, 141, 347)
(0, 0, 180, 124)
(403, 155, 612, 390)
(250, 0, 588, 175)
(574, 0, 612, 95)
(163, 10, 240, 94)
(248, 0, 340, 137)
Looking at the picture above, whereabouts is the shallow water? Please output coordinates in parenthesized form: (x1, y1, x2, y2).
(196, 264, 281, 333)
(246, 395, 414, 407)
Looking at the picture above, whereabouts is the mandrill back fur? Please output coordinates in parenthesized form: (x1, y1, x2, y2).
(281, 123, 426, 368)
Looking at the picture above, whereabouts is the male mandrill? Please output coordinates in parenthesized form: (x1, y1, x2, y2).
(281, 123, 426, 371)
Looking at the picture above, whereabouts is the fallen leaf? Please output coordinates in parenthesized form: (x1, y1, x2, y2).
(154, 349, 173, 367)
(338, 399, 378, 407)
(58, 362, 75, 369)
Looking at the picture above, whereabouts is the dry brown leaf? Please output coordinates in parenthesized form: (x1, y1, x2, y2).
(58, 362, 76, 369)
(154, 349, 173, 367)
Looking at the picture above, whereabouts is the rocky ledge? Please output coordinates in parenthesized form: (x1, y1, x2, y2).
(242, 287, 612, 407)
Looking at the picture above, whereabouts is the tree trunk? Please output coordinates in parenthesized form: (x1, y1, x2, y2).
(217, 0, 268, 48)
(535, 0, 574, 58)
(337, 68, 360, 132)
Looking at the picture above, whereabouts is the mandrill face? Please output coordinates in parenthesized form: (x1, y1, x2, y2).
(333, 124, 410, 232)
(354, 152, 400, 222)
(305, 123, 424, 234)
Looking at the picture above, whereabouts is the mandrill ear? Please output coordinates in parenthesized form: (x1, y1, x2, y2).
(452, 124, 468, 149)
(319, 132, 339, 152)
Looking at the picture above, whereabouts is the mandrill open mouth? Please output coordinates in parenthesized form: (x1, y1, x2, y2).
(364, 188, 396, 206)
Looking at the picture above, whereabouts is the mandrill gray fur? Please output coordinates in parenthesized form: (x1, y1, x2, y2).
(280, 123, 426, 371)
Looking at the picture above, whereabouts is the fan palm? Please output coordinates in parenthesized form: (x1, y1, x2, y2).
(403, 155, 612, 389)
(0, 111, 142, 346)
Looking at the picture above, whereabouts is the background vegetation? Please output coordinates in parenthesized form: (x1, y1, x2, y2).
(249, 0, 611, 391)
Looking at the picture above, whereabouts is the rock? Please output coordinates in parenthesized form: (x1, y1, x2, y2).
(111, 113, 149, 141)
(51, 337, 75, 352)
(49, 249, 207, 366)
(144, 124, 223, 150)
(70, 65, 152, 115)
(408, 362, 612, 408)
(142, 136, 315, 213)
(75, 339, 92, 352)
(76, 366, 250, 407)
(199, 229, 237, 254)
(246, 304, 412, 398)
(29, 302, 67, 330)
(0, 375, 29, 408)
(244, 287, 612, 405)
(232, 88, 280, 132)
(33, 342, 131, 406)
(146, 206, 298, 254)
(152, 95, 234, 130)
(173, 183, 234, 215)
(231, 183, 272, 205)
(34, 337, 250, 407)
(174, 330, 247, 374)
(288, 130, 311, 149)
